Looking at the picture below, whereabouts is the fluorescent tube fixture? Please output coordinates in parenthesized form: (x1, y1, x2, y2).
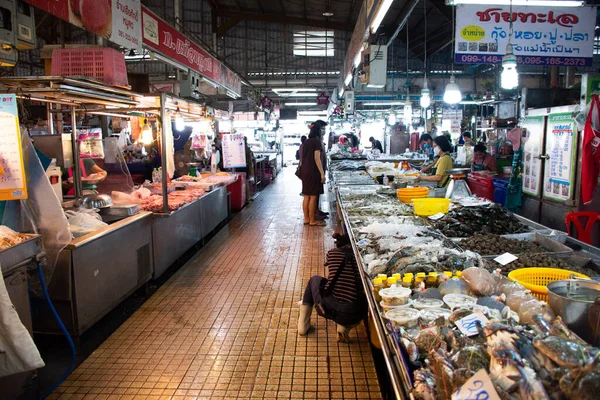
(285, 102, 318, 106)
(339, 88, 345, 98)
(362, 101, 404, 106)
(345, 73, 353, 86)
(371, 0, 394, 33)
(388, 113, 396, 125)
(445, 0, 584, 5)
(353, 51, 362, 68)
(403, 97, 412, 126)
(420, 88, 431, 108)
(174, 108, 185, 131)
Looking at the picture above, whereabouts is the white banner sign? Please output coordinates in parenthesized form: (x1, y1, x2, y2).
(112, 0, 142, 50)
(543, 113, 577, 202)
(222, 133, 247, 169)
(455, 5, 596, 66)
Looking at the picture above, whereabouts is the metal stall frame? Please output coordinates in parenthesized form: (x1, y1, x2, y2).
(335, 188, 412, 399)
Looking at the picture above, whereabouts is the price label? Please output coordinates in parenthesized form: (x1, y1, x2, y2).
(493, 252, 518, 266)
(452, 369, 501, 400)
(428, 212, 446, 221)
(455, 312, 488, 337)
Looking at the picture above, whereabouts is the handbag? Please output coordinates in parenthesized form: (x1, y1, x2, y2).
(315, 250, 367, 326)
(295, 165, 301, 178)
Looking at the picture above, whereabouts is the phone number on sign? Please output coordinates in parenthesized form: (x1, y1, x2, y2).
(457, 54, 589, 66)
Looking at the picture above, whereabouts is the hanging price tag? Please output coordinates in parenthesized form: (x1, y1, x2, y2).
(494, 252, 518, 266)
(452, 369, 501, 400)
(455, 312, 489, 337)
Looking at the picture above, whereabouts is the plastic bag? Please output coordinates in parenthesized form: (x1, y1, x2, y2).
(0, 273, 45, 377)
(518, 299, 555, 325)
(460, 267, 496, 297)
(111, 191, 140, 205)
(65, 210, 107, 238)
(505, 291, 536, 312)
(191, 134, 208, 149)
(439, 278, 473, 296)
(78, 128, 105, 159)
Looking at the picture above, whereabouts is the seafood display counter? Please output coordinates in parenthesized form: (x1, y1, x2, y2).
(32, 212, 153, 337)
(332, 170, 600, 399)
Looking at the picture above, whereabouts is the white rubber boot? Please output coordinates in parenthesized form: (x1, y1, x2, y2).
(298, 304, 313, 336)
(337, 322, 361, 343)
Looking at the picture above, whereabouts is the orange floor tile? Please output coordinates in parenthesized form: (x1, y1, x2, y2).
(48, 168, 382, 399)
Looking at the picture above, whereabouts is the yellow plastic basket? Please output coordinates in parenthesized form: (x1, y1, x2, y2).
(412, 198, 451, 216)
(507, 267, 590, 302)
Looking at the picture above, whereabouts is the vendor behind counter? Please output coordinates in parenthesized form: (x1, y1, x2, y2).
(471, 143, 497, 173)
(418, 136, 453, 188)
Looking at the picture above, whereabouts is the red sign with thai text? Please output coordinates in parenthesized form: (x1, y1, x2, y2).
(142, 7, 241, 96)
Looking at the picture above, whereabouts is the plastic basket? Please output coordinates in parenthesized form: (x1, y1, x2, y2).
(412, 198, 451, 216)
(507, 267, 590, 302)
(51, 47, 129, 88)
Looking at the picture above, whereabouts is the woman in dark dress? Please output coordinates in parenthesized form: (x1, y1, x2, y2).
(300, 126, 326, 226)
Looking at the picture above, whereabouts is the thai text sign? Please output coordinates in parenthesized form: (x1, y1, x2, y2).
(455, 5, 596, 66)
(142, 7, 242, 96)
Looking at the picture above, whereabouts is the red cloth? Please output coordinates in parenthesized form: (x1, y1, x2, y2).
(582, 95, 600, 204)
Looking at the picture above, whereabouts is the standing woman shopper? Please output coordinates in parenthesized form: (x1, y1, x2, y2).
(300, 125, 326, 226)
(298, 233, 367, 342)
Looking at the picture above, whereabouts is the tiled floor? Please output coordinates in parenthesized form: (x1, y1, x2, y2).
(48, 168, 381, 399)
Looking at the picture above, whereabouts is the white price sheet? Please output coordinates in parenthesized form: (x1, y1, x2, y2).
(0, 94, 27, 200)
(222, 133, 246, 169)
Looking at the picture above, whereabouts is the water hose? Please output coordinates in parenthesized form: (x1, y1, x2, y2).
(37, 263, 76, 399)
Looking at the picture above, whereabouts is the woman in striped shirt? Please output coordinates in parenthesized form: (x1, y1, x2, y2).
(298, 233, 367, 342)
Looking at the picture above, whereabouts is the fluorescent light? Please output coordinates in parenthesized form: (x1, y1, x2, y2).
(174, 108, 185, 131)
(371, 0, 394, 33)
(272, 88, 317, 92)
(362, 101, 404, 106)
(388, 113, 396, 125)
(285, 102, 318, 106)
(501, 44, 519, 90)
(226, 90, 239, 99)
(345, 73, 353, 86)
(446, 0, 584, 6)
(420, 88, 431, 108)
(367, 83, 386, 89)
(276, 93, 320, 97)
(339, 88, 345, 98)
(353, 51, 362, 68)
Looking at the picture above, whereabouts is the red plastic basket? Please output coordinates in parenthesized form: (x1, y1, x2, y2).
(51, 47, 129, 88)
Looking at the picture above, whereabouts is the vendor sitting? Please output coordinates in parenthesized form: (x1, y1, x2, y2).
(369, 136, 383, 153)
(419, 134, 437, 172)
(471, 144, 497, 173)
(62, 159, 107, 195)
(418, 136, 453, 188)
(298, 232, 367, 343)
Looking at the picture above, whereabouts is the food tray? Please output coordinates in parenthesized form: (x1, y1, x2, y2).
(0, 234, 42, 274)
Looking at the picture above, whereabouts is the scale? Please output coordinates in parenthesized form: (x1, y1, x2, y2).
(444, 168, 472, 199)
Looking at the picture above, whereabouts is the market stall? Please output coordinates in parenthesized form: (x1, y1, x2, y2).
(330, 159, 600, 399)
(134, 94, 236, 278)
(0, 77, 160, 337)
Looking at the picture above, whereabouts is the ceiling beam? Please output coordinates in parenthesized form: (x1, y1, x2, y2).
(215, 9, 354, 31)
(206, 0, 219, 10)
(303, 0, 307, 19)
(347, 0, 357, 24)
(429, 0, 452, 21)
(257, 0, 264, 14)
(386, 0, 420, 46)
(279, 0, 286, 16)
(217, 18, 241, 37)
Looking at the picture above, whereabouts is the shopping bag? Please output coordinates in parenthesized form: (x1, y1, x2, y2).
(582, 95, 600, 204)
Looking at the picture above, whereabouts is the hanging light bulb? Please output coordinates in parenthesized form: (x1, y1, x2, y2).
(140, 119, 153, 145)
(501, 44, 518, 90)
(420, 78, 431, 108)
(388, 112, 396, 126)
(174, 108, 185, 131)
(403, 97, 412, 127)
(443, 75, 462, 105)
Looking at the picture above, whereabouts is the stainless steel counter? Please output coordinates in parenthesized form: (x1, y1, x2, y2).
(152, 186, 228, 279)
(33, 212, 154, 336)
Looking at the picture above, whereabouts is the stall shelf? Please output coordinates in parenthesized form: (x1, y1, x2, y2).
(32, 212, 153, 337)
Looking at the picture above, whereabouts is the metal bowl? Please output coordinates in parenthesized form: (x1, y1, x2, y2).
(76, 194, 113, 209)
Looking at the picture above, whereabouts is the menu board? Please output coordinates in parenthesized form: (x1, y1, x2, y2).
(543, 113, 578, 202)
(521, 116, 544, 197)
(222, 133, 246, 169)
(0, 94, 27, 200)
